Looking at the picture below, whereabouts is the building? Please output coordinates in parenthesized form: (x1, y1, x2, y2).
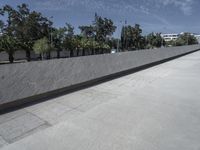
(161, 33, 179, 42)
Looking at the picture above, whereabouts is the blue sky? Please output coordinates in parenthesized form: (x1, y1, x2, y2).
(0, 0, 200, 37)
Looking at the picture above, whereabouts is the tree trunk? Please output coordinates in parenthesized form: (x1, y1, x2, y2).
(39, 54, 42, 60)
(47, 52, 51, 59)
(8, 52, 14, 63)
(100, 49, 104, 54)
(26, 50, 31, 62)
(76, 49, 79, 57)
(41, 53, 44, 60)
(57, 50, 60, 58)
(91, 49, 95, 55)
(82, 49, 85, 56)
(70, 49, 74, 57)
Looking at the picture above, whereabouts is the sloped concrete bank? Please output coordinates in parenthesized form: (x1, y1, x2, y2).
(0, 45, 200, 111)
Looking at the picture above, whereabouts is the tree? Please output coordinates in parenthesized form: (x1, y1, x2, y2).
(101, 42, 111, 54)
(59, 23, 75, 57)
(18, 5, 52, 61)
(1, 5, 15, 35)
(65, 23, 74, 38)
(84, 38, 99, 55)
(80, 37, 89, 56)
(73, 35, 82, 56)
(93, 13, 116, 43)
(132, 24, 143, 49)
(33, 37, 51, 60)
(121, 24, 144, 50)
(107, 38, 118, 49)
(121, 25, 130, 50)
(0, 35, 20, 63)
(52, 27, 67, 58)
(78, 13, 115, 55)
(0, 4, 53, 61)
(15, 3, 32, 61)
(79, 25, 95, 38)
(146, 32, 164, 48)
(0, 20, 4, 33)
(176, 33, 198, 46)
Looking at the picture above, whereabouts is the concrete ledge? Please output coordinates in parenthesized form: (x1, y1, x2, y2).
(0, 45, 200, 112)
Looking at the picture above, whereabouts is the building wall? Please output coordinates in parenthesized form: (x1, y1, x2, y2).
(161, 34, 179, 42)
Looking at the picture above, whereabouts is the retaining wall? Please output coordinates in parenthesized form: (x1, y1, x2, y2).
(0, 45, 200, 110)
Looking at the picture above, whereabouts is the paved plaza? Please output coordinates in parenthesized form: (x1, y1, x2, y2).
(0, 51, 200, 150)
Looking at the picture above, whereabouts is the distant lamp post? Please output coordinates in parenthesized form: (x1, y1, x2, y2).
(49, 16, 53, 46)
(117, 21, 123, 53)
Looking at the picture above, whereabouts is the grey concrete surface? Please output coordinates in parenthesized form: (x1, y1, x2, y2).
(0, 50, 200, 150)
(0, 137, 7, 148)
(0, 113, 46, 143)
(0, 45, 200, 109)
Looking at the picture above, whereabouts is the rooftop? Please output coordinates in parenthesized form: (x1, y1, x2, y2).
(0, 51, 200, 150)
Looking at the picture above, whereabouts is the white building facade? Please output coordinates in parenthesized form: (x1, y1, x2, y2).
(161, 33, 179, 42)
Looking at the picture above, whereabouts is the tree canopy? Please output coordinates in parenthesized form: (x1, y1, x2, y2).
(0, 3, 198, 63)
(121, 24, 145, 50)
(33, 37, 51, 59)
(146, 33, 164, 48)
(0, 35, 20, 63)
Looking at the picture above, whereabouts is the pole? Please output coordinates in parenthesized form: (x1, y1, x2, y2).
(50, 16, 53, 46)
(117, 21, 122, 53)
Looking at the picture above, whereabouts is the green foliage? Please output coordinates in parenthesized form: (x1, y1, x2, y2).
(52, 23, 74, 58)
(79, 25, 95, 38)
(0, 35, 20, 63)
(165, 33, 198, 47)
(0, 3, 52, 61)
(65, 23, 74, 37)
(93, 13, 116, 42)
(101, 43, 110, 50)
(121, 24, 145, 50)
(146, 33, 164, 48)
(1, 2, 198, 62)
(107, 38, 118, 49)
(0, 20, 4, 33)
(176, 33, 198, 46)
(33, 37, 51, 59)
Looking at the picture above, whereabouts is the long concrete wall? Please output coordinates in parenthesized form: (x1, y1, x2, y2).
(0, 45, 200, 110)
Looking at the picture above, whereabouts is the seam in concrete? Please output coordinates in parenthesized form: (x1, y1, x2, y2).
(9, 123, 51, 144)
(26, 112, 52, 127)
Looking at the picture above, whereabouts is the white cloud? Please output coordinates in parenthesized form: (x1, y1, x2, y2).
(35, 0, 194, 16)
(157, 0, 194, 15)
(35, 0, 148, 14)
(34, 0, 195, 29)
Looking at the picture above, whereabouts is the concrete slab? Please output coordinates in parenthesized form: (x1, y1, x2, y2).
(48, 110, 83, 125)
(0, 137, 7, 148)
(0, 109, 27, 124)
(25, 101, 73, 125)
(0, 113, 45, 143)
(54, 92, 94, 108)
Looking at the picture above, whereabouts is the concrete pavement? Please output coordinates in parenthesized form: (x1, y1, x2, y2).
(0, 51, 200, 150)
